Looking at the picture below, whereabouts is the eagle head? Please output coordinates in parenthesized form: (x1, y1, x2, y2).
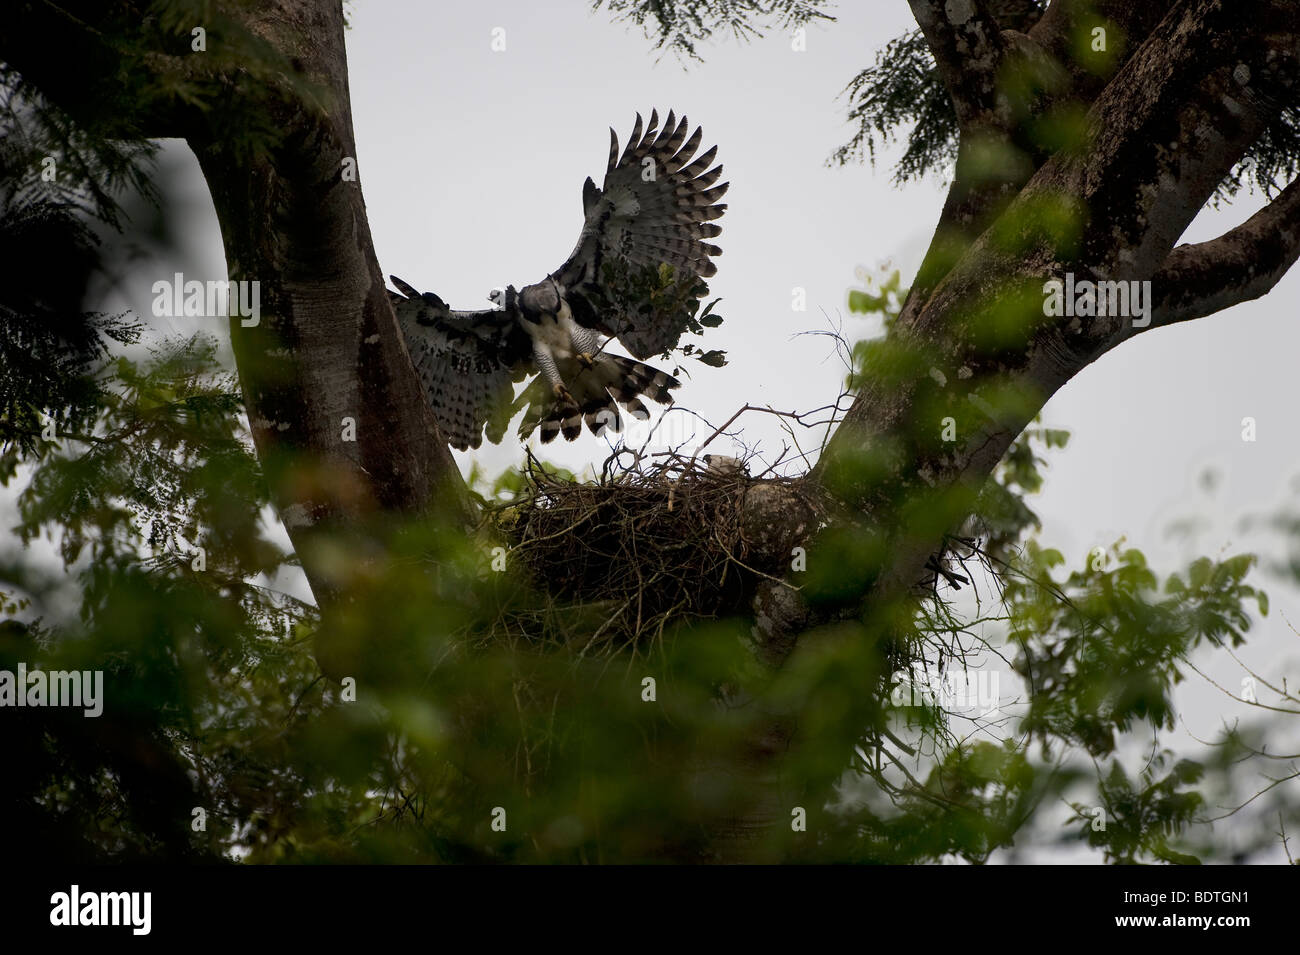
(518, 279, 562, 318)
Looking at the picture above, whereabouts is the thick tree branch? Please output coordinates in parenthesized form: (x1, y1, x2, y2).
(1137, 177, 1300, 333)
(812, 0, 1282, 606)
(185, 0, 475, 608)
(986, 0, 1045, 33)
(908, 0, 1009, 129)
(901, 2, 1066, 313)
(1029, 0, 1176, 101)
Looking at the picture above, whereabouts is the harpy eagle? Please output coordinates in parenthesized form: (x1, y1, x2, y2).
(389, 109, 727, 450)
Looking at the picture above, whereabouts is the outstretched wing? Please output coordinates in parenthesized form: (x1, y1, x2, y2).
(553, 109, 727, 360)
(388, 275, 533, 451)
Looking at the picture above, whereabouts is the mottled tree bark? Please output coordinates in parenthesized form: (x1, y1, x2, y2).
(184, 1, 476, 610)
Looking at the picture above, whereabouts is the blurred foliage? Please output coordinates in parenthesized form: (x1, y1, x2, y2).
(0, 72, 149, 458)
(11, 256, 1278, 862)
(1073, 754, 1205, 865)
(1007, 542, 1265, 756)
(825, 263, 1286, 864)
(846, 264, 1067, 560)
(0, 0, 1294, 866)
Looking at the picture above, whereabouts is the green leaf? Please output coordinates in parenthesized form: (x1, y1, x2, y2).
(696, 349, 728, 367)
(848, 289, 885, 313)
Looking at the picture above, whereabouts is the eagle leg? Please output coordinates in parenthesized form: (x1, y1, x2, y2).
(576, 352, 596, 370)
(553, 382, 576, 405)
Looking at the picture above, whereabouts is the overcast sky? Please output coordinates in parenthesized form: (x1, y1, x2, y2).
(7, 0, 1298, 861)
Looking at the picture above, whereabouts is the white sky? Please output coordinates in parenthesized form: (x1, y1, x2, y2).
(5, 0, 1297, 861)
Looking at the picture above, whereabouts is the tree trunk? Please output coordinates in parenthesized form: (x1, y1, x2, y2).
(183, 1, 477, 616)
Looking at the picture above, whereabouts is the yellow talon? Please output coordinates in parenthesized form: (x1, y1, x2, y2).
(577, 352, 596, 370)
(553, 383, 576, 404)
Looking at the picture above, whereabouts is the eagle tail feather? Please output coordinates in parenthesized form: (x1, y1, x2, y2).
(608, 355, 679, 405)
(531, 399, 581, 443)
(521, 355, 676, 444)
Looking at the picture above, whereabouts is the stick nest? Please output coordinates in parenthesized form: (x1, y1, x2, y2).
(483, 454, 820, 654)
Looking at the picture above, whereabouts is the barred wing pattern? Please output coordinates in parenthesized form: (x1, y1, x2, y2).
(554, 109, 727, 360)
(388, 276, 532, 451)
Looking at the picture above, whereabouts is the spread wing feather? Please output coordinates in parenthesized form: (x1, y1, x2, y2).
(388, 275, 532, 451)
(554, 110, 727, 360)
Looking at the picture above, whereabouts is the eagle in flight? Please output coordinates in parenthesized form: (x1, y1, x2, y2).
(389, 109, 727, 450)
